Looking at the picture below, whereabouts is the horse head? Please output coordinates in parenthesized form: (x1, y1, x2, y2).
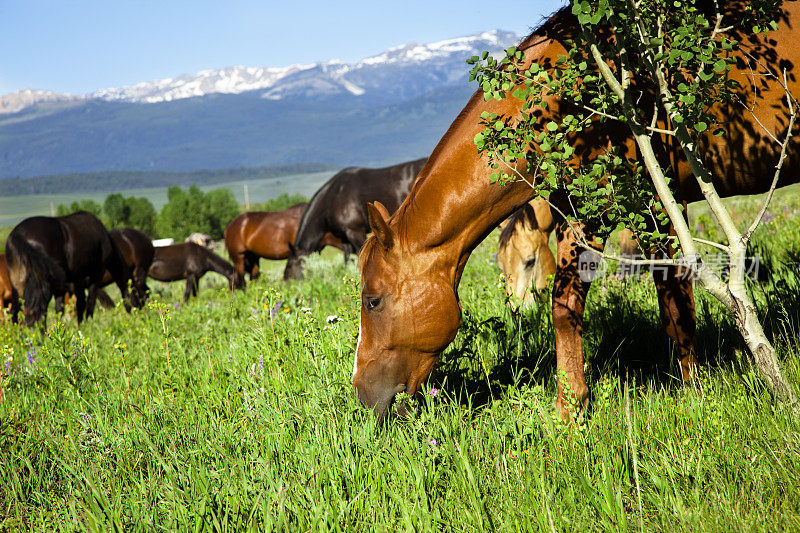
(283, 243, 305, 281)
(352, 202, 462, 420)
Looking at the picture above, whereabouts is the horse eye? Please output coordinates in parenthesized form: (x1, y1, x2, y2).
(364, 296, 382, 311)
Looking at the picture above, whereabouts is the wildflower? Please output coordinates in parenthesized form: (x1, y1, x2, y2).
(227, 354, 234, 364)
(326, 315, 341, 324)
(300, 307, 312, 313)
(173, 301, 180, 310)
(258, 353, 264, 373)
(270, 302, 281, 318)
(429, 388, 439, 397)
(79, 412, 93, 423)
(429, 439, 438, 446)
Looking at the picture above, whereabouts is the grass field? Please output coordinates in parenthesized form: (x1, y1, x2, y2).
(1, 201, 800, 530)
(0, 171, 336, 226)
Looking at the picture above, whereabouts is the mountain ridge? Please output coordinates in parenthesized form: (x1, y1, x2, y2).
(0, 30, 518, 111)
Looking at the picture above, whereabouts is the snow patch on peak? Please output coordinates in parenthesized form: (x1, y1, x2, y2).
(1, 29, 522, 111)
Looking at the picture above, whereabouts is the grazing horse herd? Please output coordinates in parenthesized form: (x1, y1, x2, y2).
(3, 3, 798, 423)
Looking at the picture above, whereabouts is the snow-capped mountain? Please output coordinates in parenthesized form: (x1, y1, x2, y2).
(0, 29, 524, 179)
(0, 30, 521, 113)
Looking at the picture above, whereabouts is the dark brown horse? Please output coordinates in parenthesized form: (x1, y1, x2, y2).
(5, 212, 130, 326)
(148, 242, 235, 302)
(353, 3, 800, 421)
(225, 203, 343, 288)
(0, 254, 12, 321)
(283, 158, 426, 280)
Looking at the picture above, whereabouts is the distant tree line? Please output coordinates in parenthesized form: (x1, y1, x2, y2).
(55, 187, 310, 242)
(254, 192, 309, 212)
(0, 163, 337, 197)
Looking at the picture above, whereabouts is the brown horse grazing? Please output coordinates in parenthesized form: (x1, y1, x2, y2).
(148, 242, 235, 302)
(353, 3, 800, 421)
(283, 158, 426, 280)
(108, 228, 154, 308)
(54, 228, 153, 315)
(225, 203, 343, 289)
(5, 212, 130, 327)
(0, 254, 12, 320)
(497, 199, 556, 308)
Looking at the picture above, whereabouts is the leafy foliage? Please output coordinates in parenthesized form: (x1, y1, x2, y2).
(467, 0, 783, 251)
(156, 185, 240, 240)
(55, 199, 103, 219)
(103, 194, 158, 236)
(255, 192, 309, 212)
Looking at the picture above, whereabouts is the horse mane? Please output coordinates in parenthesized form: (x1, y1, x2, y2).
(498, 203, 535, 249)
(393, 6, 574, 231)
(293, 175, 338, 255)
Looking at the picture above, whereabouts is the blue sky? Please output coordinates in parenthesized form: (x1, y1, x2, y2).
(0, 0, 562, 96)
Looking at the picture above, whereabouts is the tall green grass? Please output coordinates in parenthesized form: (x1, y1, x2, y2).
(1, 221, 799, 530)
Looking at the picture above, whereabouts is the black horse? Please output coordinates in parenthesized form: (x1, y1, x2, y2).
(283, 158, 426, 280)
(148, 242, 235, 302)
(108, 228, 154, 309)
(55, 227, 154, 315)
(5, 212, 129, 326)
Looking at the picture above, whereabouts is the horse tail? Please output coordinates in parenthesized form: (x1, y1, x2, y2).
(5, 232, 66, 319)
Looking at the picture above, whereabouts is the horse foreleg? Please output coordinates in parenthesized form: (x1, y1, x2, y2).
(9, 289, 20, 325)
(653, 266, 697, 382)
(183, 275, 196, 302)
(75, 287, 87, 324)
(249, 260, 260, 281)
(54, 293, 66, 315)
(552, 224, 597, 422)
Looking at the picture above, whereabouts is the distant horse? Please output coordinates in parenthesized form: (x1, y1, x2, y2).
(353, 3, 800, 422)
(148, 242, 235, 302)
(496, 199, 556, 308)
(0, 254, 12, 321)
(283, 158, 426, 280)
(5, 212, 129, 326)
(225, 203, 343, 288)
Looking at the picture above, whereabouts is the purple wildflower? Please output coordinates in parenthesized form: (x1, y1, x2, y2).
(227, 354, 234, 364)
(429, 388, 439, 397)
(80, 412, 93, 423)
(173, 301, 180, 310)
(4, 359, 12, 375)
(258, 353, 264, 373)
(270, 302, 281, 318)
(429, 439, 438, 446)
(762, 212, 776, 223)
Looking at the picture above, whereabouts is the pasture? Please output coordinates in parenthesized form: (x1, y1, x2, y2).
(0, 170, 336, 227)
(1, 194, 800, 531)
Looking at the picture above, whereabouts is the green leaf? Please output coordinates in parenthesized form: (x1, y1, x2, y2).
(694, 121, 708, 132)
(546, 121, 559, 132)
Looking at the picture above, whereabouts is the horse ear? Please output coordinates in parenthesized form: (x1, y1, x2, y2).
(521, 202, 538, 231)
(367, 202, 395, 251)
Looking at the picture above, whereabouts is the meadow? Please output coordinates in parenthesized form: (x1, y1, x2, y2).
(1, 201, 800, 531)
(0, 171, 335, 227)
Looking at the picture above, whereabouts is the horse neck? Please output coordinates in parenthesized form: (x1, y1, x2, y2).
(390, 103, 535, 287)
(204, 250, 234, 278)
(292, 212, 326, 256)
